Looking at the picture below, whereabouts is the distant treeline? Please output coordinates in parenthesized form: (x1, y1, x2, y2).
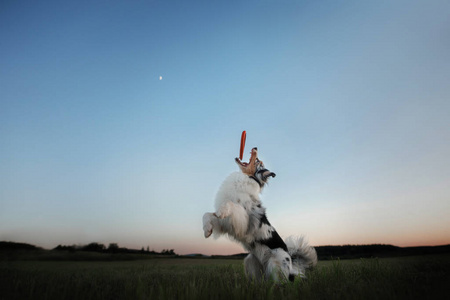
(0, 241, 176, 256)
(0, 241, 41, 251)
(2, 241, 449, 260)
(53, 242, 177, 256)
(209, 244, 450, 260)
(315, 244, 450, 260)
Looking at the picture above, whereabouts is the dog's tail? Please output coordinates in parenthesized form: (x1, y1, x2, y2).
(285, 236, 318, 277)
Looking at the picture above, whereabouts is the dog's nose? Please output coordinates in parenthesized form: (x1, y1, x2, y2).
(253, 147, 257, 151)
(270, 173, 276, 178)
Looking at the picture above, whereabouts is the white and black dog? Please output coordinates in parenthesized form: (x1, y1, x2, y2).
(203, 147, 317, 282)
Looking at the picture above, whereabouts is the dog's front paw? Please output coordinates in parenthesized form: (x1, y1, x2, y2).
(203, 223, 213, 238)
(202, 213, 213, 238)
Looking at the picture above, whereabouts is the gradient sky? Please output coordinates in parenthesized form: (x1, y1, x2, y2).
(1, 0, 449, 255)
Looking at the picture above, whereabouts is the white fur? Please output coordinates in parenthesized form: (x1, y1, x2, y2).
(285, 236, 318, 277)
(203, 171, 317, 282)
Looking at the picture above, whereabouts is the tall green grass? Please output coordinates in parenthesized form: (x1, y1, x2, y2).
(1, 255, 449, 299)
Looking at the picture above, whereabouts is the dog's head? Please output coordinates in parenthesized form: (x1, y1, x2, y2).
(235, 147, 276, 187)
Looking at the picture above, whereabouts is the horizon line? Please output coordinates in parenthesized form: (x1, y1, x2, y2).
(2, 240, 449, 256)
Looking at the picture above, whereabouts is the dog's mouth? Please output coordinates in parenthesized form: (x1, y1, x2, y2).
(235, 147, 276, 180)
(235, 147, 257, 167)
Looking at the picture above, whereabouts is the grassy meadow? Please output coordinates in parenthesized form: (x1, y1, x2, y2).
(1, 254, 449, 299)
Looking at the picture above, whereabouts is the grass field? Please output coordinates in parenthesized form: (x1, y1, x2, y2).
(1, 254, 449, 299)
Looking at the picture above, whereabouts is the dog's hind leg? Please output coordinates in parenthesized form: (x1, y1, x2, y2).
(214, 201, 248, 239)
(265, 249, 293, 282)
(244, 254, 264, 282)
(215, 201, 234, 219)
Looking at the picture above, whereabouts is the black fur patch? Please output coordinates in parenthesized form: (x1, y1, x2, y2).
(256, 168, 269, 175)
(259, 230, 288, 252)
(259, 213, 271, 228)
(249, 176, 262, 187)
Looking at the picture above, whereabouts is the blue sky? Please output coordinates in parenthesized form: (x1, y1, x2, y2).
(1, 0, 449, 255)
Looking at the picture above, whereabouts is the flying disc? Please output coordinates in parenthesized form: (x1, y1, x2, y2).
(239, 131, 246, 160)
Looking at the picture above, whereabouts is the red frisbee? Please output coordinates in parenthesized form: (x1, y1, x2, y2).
(239, 131, 246, 160)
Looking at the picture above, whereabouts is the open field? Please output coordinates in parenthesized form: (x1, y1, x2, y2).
(1, 254, 449, 299)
